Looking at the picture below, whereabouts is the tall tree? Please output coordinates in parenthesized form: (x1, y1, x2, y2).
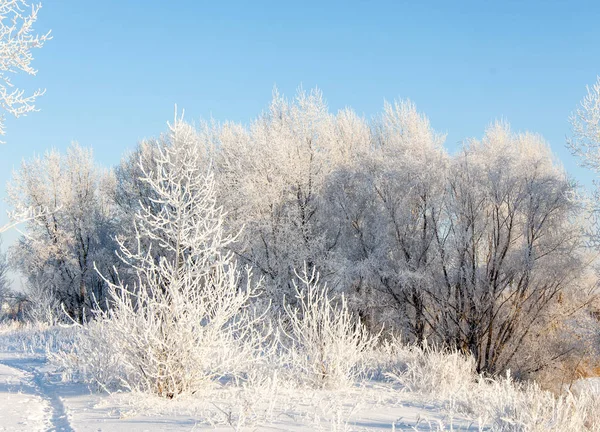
(432, 123, 585, 373)
(568, 76, 600, 245)
(217, 89, 370, 301)
(77, 116, 262, 397)
(8, 144, 118, 322)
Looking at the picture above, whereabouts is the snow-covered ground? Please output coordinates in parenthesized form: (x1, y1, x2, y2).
(0, 357, 49, 431)
(0, 351, 480, 431)
(3, 323, 600, 431)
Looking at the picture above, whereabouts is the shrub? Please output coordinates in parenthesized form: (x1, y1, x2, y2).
(279, 266, 377, 389)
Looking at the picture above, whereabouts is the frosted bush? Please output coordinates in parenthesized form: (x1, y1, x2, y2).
(59, 116, 268, 398)
(0, 321, 76, 355)
(385, 341, 476, 400)
(382, 339, 600, 431)
(279, 266, 377, 389)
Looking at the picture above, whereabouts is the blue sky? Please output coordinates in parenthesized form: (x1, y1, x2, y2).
(1, 0, 600, 241)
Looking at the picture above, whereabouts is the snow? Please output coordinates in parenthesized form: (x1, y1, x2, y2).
(0, 351, 480, 431)
(0, 353, 71, 431)
(2, 323, 599, 431)
(0, 360, 48, 431)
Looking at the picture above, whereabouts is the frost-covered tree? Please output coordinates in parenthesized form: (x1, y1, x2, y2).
(432, 123, 586, 373)
(72, 116, 264, 397)
(569, 77, 600, 173)
(568, 76, 600, 245)
(326, 113, 589, 374)
(218, 89, 370, 301)
(0, 0, 50, 138)
(324, 100, 447, 339)
(0, 238, 8, 301)
(111, 119, 218, 285)
(7, 144, 118, 322)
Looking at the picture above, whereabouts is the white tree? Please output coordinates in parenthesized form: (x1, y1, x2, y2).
(70, 116, 265, 397)
(432, 123, 587, 373)
(0, 0, 50, 138)
(324, 100, 448, 339)
(568, 77, 600, 172)
(111, 118, 215, 275)
(324, 111, 591, 375)
(7, 144, 117, 322)
(568, 76, 600, 246)
(0, 237, 8, 301)
(217, 88, 370, 301)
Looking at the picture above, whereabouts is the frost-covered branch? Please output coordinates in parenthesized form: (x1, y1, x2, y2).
(68, 115, 266, 397)
(0, 0, 50, 138)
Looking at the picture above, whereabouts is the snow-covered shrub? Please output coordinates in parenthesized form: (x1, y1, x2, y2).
(23, 286, 64, 325)
(0, 321, 76, 355)
(279, 266, 377, 389)
(384, 341, 476, 400)
(62, 116, 266, 398)
(463, 375, 600, 431)
(382, 339, 600, 431)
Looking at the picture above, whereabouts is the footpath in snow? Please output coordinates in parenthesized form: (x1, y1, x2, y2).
(0, 352, 482, 431)
(0, 357, 49, 431)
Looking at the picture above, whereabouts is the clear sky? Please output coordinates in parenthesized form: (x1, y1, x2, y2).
(1, 0, 599, 252)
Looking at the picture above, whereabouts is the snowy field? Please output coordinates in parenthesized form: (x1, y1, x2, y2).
(1, 324, 600, 431)
(0, 354, 480, 431)
(0, 324, 486, 431)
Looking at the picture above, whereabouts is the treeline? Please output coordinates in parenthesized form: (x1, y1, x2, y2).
(6, 89, 600, 378)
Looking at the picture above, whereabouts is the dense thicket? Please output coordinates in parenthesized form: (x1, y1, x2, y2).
(9, 89, 598, 377)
